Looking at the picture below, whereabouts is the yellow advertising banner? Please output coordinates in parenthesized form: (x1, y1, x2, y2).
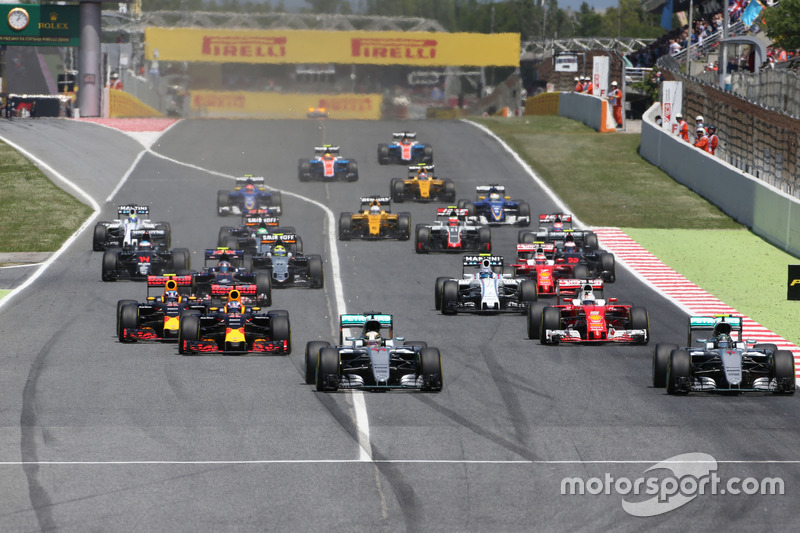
(145, 27, 519, 67)
(109, 89, 163, 118)
(189, 91, 383, 120)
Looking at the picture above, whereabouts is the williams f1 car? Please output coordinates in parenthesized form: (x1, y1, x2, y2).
(390, 164, 455, 203)
(338, 196, 411, 241)
(93, 205, 171, 251)
(305, 312, 443, 392)
(436, 255, 538, 314)
(298, 145, 358, 182)
(377, 132, 433, 165)
(415, 207, 491, 254)
(653, 315, 796, 394)
(217, 176, 282, 216)
(458, 185, 531, 226)
(527, 280, 649, 345)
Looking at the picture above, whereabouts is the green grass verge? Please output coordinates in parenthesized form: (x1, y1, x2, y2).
(0, 140, 93, 252)
(473, 116, 740, 229)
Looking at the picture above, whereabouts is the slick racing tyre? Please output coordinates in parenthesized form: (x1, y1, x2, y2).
(102, 249, 118, 281)
(519, 280, 538, 309)
(478, 227, 491, 253)
(305, 341, 330, 384)
(269, 314, 291, 355)
(256, 272, 272, 307)
(298, 159, 311, 181)
(391, 178, 405, 203)
(443, 180, 456, 202)
(527, 302, 547, 340)
(572, 264, 589, 280)
(217, 190, 230, 216)
(600, 253, 616, 282)
(397, 214, 411, 240)
(652, 343, 677, 388)
(629, 307, 650, 345)
(540, 307, 561, 345)
(178, 315, 201, 355)
(308, 255, 324, 289)
(440, 280, 459, 315)
(118, 303, 139, 343)
(419, 347, 443, 392)
(772, 350, 796, 394)
(218, 227, 234, 247)
(584, 232, 599, 251)
(666, 349, 691, 395)
(415, 226, 430, 253)
(316, 347, 340, 391)
(518, 203, 531, 227)
(338, 213, 353, 241)
(377, 144, 389, 165)
(93, 223, 108, 251)
(346, 161, 358, 182)
(434, 276, 450, 310)
(116, 299, 138, 340)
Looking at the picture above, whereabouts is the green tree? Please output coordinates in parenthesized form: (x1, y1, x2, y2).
(573, 2, 602, 37)
(764, 0, 800, 52)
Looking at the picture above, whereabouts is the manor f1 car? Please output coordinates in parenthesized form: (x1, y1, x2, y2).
(377, 132, 433, 165)
(101, 237, 190, 281)
(459, 185, 531, 226)
(298, 145, 358, 182)
(306, 313, 443, 392)
(653, 315, 796, 394)
(339, 196, 411, 240)
(527, 280, 649, 345)
(217, 176, 282, 216)
(390, 164, 455, 203)
(93, 205, 171, 251)
(436, 255, 538, 314)
(415, 207, 491, 254)
(178, 290, 291, 355)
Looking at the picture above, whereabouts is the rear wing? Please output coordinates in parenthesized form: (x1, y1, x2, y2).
(234, 176, 265, 189)
(437, 207, 469, 218)
(360, 196, 391, 212)
(130, 228, 166, 239)
(259, 233, 297, 245)
(205, 248, 245, 267)
(475, 185, 507, 199)
(688, 315, 743, 346)
(339, 313, 393, 344)
(314, 145, 340, 155)
(517, 243, 556, 259)
(392, 132, 416, 140)
(556, 278, 604, 300)
(538, 213, 573, 229)
(463, 254, 503, 267)
(408, 164, 434, 172)
(146, 274, 193, 298)
(118, 205, 149, 217)
(244, 216, 279, 227)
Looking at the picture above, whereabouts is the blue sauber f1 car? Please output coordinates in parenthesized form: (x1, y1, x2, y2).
(459, 185, 531, 226)
(217, 176, 282, 216)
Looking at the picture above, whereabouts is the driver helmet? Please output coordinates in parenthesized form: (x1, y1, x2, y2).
(245, 182, 255, 193)
(273, 245, 287, 257)
(418, 170, 429, 179)
(448, 217, 460, 227)
(226, 300, 242, 313)
(581, 292, 596, 305)
(716, 334, 733, 348)
(534, 251, 548, 265)
(218, 261, 231, 274)
(365, 330, 382, 347)
(162, 289, 180, 304)
(369, 204, 381, 215)
(139, 240, 152, 251)
(128, 212, 139, 224)
(563, 240, 577, 251)
(489, 190, 501, 201)
(479, 266, 493, 279)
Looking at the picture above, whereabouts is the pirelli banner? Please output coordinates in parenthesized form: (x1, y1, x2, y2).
(144, 27, 520, 67)
(190, 91, 383, 120)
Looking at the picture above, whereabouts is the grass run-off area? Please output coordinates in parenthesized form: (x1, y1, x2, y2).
(0, 140, 93, 252)
(474, 116, 800, 347)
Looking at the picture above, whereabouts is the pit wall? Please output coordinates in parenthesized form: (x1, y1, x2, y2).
(640, 102, 800, 258)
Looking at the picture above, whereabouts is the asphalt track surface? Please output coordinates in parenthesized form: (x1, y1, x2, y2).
(0, 118, 798, 531)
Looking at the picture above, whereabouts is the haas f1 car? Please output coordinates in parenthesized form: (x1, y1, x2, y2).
(306, 313, 443, 392)
(459, 185, 531, 227)
(415, 207, 491, 254)
(93, 205, 171, 251)
(435, 255, 538, 315)
(217, 176, 282, 216)
(653, 315, 795, 394)
(178, 290, 291, 355)
(298, 145, 358, 182)
(527, 279, 649, 345)
(116, 276, 207, 343)
(339, 196, 411, 241)
(390, 164, 455, 203)
(377, 132, 433, 165)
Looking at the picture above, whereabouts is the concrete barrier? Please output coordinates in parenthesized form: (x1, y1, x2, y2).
(640, 102, 800, 258)
(559, 92, 615, 132)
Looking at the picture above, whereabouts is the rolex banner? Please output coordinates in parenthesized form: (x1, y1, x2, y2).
(144, 27, 520, 67)
(0, 4, 80, 46)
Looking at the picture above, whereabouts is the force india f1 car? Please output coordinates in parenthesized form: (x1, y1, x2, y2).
(377, 132, 433, 165)
(178, 289, 291, 355)
(390, 164, 456, 203)
(101, 235, 190, 281)
(116, 276, 207, 343)
(93, 205, 171, 251)
(459, 185, 531, 227)
(653, 315, 796, 395)
(338, 196, 411, 241)
(298, 145, 358, 182)
(250, 233, 324, 289)
(217, 176, 282, 216)
(435, 255, 538, 315)
(305, 313, 443, 392)
(415, 207, 491, 254)
(527, 280, 650, 345)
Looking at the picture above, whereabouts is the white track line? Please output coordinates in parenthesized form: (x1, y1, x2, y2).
(0, 459, 798, 466)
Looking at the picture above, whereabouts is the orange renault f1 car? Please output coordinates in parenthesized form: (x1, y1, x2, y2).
(178, 289, 291, 355)
(116, 275, 207, 343)
(390, 164, 455, 203)
(338, 196, 411, 241)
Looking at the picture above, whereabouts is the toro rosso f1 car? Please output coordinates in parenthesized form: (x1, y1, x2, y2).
(93, 205, 171, 251)
(527, 280, 649, 345)
(298, 145, 358, 182)
(217, 176, 282, 216)
(377, 132, 433, 165)
(178, 289, 291, 355)
(339, 196, 411, 241)
(653, 315, 796, 394)
(415, 207, 491, 254)
(305, 312, 443, 392)
(436, 255, 538, 314)
(459, 185, 531, 227)
(116, 276, 207, 343)
(390, 164, 455, 203)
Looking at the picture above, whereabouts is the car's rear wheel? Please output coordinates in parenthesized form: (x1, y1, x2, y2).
(224, 236, 239, 251)
(419, 347, 443, 391)
(397, 214, 411, 240)
(629, 307, 650, 344)
(441, 280, 459, 315)
(527, 302, 547, 340)
(463, 202, 475, 217)
(415, 226, 430, 253)
(316, 347, 340, 391)
(652, 343, 677, 388)
(377, 144, 389, 165)
(772, 350, 796, 394)
(218, 226, 234, 247)
(584, 232, 599, 251)
(478, 227, 491, 252)
(423, 146, 433, 164)
(518, 202, 531, 226)
(338, 212, 352, 241)
(443, 180, 456, 202)
(93, 223, 108, 251)
(172, 248, 190, 272)
(519, 280, 538, 309)
(308, 255, 324, 289)
(600, 253, 616, 282)
(270, 314, 291, 355)
(392, 179, 405, 202)
(256, 272, 272, 307)
(270, 191, 283, 213)
(346, 160, 358, 181)
(572, 264, 589, 280)
(541, 307, 561, 345)
(305, 341, 330, 384)
(102, 249, 118, 281)
(434, 276, 449, 310)
(217, 190, 230, 216)
(666, 349, 691, 394)
(298, 159, 311, 181)
(178, 315, 200, 355)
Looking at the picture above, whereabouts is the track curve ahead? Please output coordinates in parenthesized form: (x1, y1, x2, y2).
(0, 118, 798, 532)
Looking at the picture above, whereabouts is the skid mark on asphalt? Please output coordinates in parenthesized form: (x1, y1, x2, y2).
(593, 228, 800, 377)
